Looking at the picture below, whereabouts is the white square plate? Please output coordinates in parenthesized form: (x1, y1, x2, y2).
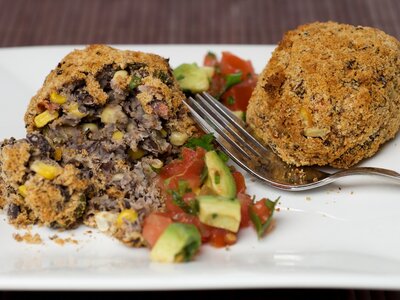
(0, 45, 399, 291)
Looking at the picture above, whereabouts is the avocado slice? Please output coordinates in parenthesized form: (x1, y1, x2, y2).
(202, 66, 214, 79)
(204, 150, 236, 198)
(197, 195, 241, 233)
(150, 223, 201, 263)
(173, 63, 210, 93)
(232, 110, 245, 121)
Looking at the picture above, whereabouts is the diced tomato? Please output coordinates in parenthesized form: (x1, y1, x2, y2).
(252, 198, 272, 223)
(142, 212, 173, 248)
(208, 228, 237, 248)
(204, 51, 257, 112)
(221, 76, 257, 111)
(158, 147, 206, 215)
(159, 147, 206, 192)
(159, 147, 205, 181)
(238, 192, 252, 228)
(232, 171, 246, 194)
(220, 51, 255, 80)
(203, 52, 219, 67)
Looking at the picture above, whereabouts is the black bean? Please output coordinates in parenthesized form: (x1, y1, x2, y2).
(127, 62, 147, 71)
(95, 64, 114, 91)
(346, 59, 357, 70)
(75, 90, 95, 106)
(101, 161, 113, 172)
(7, 203, 20, 219)
(57, 185, 71, 202)
(27, 133, 53, 155)
(49, 221, 60, 229)
(124, 200, 131, 209)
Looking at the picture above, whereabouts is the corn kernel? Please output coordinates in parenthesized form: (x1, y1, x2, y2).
(112, 173, 124, 181)
(18, 185, 28, 197)
(81, 123, 98, 133)
(50, 92, 66, 104)
(100, 105, 124, 124)
(34, 110, 59, 128)
(150, 159, 164, 169)
(299, 107, 313, 127)
(128, 148, 146, 160)
(169, 131, 189, 146)
(116, 209, 138, 226)
(112, 131, 124, 141)
(113, 70, 128, 80)
(67, 103, 87, 118)
(304, 127, 330, 138)
(54, 147, 63, 161)
(160, 129, 168, 138)
(30, 161, 61, 180)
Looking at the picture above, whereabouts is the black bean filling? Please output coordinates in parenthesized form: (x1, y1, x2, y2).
(39, 65, 178, 231)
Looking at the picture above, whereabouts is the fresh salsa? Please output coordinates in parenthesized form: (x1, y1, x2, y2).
(174, 51, 258, 118)
(143, 134, 278, 263)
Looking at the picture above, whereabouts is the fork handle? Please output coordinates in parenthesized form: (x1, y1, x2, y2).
(331, 167, 400, 182)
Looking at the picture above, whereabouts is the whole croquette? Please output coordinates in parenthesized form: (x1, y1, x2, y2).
(247, 22, 400, 168)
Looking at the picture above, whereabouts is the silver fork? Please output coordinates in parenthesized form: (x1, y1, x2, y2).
(183, 92, 400, 191)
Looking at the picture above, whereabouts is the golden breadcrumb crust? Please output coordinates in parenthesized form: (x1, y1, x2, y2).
(0, 139, 88, 228)
(247, 21, 400, 168)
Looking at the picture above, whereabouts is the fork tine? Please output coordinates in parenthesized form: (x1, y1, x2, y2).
(183, 98, 281, 187)
(200, 92, 273, 157)
(182, 99, 215, 136)
(185, 98, 252, 160)
(195, 93, 262, 158)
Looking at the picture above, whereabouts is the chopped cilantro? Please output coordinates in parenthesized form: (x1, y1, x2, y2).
(227, 96, 236, 105)
(225, 72, 242, 90)
(185, 134, 230, 163)
(167, 180, 198, 215)
(206, 51, 217, 59)
(185, 133, 215, 151)
(216, 71, 242, 98)
(129, 76, 142, 90)
(170, 190, 199, 215)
